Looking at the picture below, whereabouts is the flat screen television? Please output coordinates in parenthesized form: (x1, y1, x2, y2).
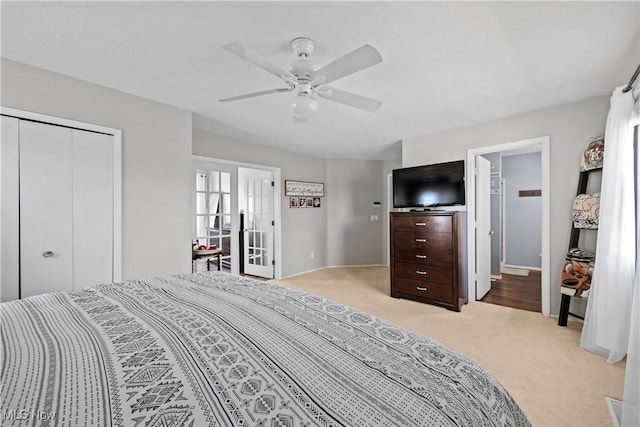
(393, 160, 465, 208)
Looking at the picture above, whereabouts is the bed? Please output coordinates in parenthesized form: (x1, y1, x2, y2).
(1, 272, 530, 426)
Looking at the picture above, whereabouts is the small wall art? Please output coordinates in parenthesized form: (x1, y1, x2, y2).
(290, 196, 321, 208)
(285, 180, 324, 197)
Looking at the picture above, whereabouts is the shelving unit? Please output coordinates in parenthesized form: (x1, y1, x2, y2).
(558, 166, 601, 326)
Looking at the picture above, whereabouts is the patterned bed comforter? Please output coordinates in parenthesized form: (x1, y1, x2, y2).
(1, 272, 530, 426)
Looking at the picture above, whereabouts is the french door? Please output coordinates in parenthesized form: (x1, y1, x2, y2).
(241, 168, 274, 279)
(192, 159, 277, 279)
(193, 164, 235, 272)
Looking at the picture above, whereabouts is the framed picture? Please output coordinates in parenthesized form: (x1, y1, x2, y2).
(299, 197, 307, 208)
(313, 197, 321, 208)
(306, 197, 313, 208)
(290, 197, 299, 208)
(285, 180, 324, 197)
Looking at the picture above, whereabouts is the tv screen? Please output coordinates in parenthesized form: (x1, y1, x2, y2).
(393, 160, 465, 208)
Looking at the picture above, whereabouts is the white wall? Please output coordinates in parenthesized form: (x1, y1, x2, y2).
(1, 59, 193, 279)
(192, 130, 395, 275)
(325, 159, 385, 266)
(383, 158, 402, 265)
(402, 95, 609, 314)
(502, 152, 542, 268)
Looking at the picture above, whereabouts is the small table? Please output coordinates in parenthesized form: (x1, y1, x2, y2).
(192, 249, 223, 273)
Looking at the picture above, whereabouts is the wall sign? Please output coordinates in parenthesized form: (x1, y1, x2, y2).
(519, 189, 542, 197)
(285, 180, 324, 197)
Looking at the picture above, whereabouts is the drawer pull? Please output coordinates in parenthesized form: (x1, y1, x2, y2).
(416, 286, 428, 291)
(416, 270, 427, 275)
(416, 254, 427, 259)
(415, 238, 427, 243)
(415, 222, 426, 226)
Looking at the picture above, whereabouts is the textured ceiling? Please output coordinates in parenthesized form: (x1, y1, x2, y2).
(1, 1, 638, 160)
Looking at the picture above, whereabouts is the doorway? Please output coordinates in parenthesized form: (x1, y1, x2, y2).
(192, 156, 281, 280)
(466, 137, 550, 316)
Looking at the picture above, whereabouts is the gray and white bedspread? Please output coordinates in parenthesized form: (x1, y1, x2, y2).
(1, 272, 530, 426)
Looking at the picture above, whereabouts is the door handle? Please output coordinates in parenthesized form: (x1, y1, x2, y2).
(489, 230, 495, 236)
(42, 251, 54, 258)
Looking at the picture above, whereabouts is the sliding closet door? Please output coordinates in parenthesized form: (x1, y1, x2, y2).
(73, 130, 114, 287)
(1, 116, 20, 302)
(18, 120, 115, 298)
(19, 121, 74, 297)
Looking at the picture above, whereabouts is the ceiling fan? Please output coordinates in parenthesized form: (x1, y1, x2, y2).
(218, 37, 383, 122)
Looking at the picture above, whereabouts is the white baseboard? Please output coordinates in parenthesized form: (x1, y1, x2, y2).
(325, 264, 387, 269)
(502, 264, 542, 271)
(280, 264, 387, 280)
(605, 397, 622, 427)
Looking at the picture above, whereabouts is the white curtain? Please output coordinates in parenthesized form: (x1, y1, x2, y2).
(580, 86, 636, 363)
(622, 84, 640, 427)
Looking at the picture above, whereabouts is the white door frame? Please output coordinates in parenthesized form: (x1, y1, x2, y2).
(192, 155, 282, 279)
(1, 106, 123, 287)
(466, 136, 550, 316)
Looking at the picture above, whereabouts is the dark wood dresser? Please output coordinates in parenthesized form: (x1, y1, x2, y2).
(390, 211, 467, 311)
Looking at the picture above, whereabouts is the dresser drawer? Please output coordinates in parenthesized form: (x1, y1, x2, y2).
(394, 262, 453, 284)
(394, 231, 453, 250)
(393, 278, 453, 303)
(393, 215, 452, 233)
(394, 245, 453, 266)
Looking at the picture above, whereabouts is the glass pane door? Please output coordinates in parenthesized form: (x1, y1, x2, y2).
(194, 169, 232, 271)
(242, 168, 274, 278)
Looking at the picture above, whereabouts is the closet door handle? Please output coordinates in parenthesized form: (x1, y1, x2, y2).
(415, 238, 427, 243)
(416, 254, 427, 259)
(42, 251, 55, 258)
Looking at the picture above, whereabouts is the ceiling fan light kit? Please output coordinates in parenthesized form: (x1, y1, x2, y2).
(290, 93, 318, 119)
(219, 37, 383, 121)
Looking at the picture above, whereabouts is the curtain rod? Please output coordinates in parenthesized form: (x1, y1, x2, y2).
(622, 63, 640, 93)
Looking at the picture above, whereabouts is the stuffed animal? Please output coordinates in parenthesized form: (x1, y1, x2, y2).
(561, 259, 593, 297)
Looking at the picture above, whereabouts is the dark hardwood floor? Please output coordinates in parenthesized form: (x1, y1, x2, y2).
(480, 270, 541, 312)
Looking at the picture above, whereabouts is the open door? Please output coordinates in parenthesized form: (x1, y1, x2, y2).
(476, 156, 492, 299)
(241, 168, 274, 279)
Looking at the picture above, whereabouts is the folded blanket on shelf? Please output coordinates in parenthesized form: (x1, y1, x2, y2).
(573, 193, 600, 229)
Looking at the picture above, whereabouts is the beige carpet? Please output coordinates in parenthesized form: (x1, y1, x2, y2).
(270, 266, 626, 427)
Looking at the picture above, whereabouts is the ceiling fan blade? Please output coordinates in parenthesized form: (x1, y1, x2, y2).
(315, 45, 382, 85)
(219, 87, 293, 102)
(223, 43, 296, 83)
(318, 87, 382, 112)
